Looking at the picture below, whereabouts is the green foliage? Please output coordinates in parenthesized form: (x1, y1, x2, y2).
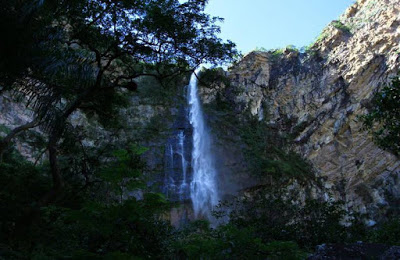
(0, 0, 238, 186)
(0, 124, 11, 134)
(83, 89, 131, 129)
(368, 218, 400, 245)
(0, 0, 56, 86)
(0, 150, 50, 244)
(362, 74, 400, 155)
(0, 0, 238, 256)
(269, 48, 285, 60)
(139, 113, 172, 141)
(1, 0, 237, 86)
(0, 145, 173, 259)
(253, 46, 269, 52)
(99, 145, 148, 200)
(239, 116, 313, 181)
(300, 42, 321, 58)
(264, 241, 308, 260)
(135, 74, 188, 105)
(314, 30, 330, 45)
(221, 192, 367, 251)
(285, 45, 299, 52)
(287, 200, 350, 247)
(203, 86, 313, 182)
(332, 20, 352, 33)
(3, 1, 400, 258)
(304, 20, 351, 52)
(264, 45, 299, 63)
(199, 67, 231, 88)
(170, 221, 307, 259)
(59, 197, 171, 258)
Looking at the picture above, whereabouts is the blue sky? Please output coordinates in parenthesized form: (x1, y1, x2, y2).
(205, 0, 355, 54)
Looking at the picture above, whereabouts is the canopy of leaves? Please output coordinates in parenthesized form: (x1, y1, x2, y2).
(362, 74, 400, 155)
(0, 0, 238, 136)
(0, 144, 172, 258)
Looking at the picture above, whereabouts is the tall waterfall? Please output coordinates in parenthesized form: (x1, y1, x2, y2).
(188, 70, 219, 219)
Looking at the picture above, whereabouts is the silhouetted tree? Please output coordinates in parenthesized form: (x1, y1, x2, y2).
(0, 0, 238, 203)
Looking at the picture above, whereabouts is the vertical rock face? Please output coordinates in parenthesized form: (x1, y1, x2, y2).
(201, 0, 400, 217)
(162, 101, 192, 202)
(1, 0, 399, 221)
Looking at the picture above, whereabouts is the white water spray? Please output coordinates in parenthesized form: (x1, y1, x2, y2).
(188, 70, 219, 219)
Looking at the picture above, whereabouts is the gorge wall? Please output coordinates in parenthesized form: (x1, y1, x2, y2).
(200, 0, 400, 219)
(1, 0, 399, 222)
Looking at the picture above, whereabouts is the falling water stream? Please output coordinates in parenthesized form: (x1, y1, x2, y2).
(177, 130, 188, 200)
(188, 70, 219, 219)
(162, 69, 219, 221)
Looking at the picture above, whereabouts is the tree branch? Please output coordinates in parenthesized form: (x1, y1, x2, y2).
(0, 118, 41, 161)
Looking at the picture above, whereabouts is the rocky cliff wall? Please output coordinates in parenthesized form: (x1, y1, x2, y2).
(201, 0, 400, 219)
(1, 0, 399, 222)
(0, 79, 188, 193)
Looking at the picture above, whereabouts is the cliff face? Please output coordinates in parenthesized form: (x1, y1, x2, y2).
(1, 0, 399, 221)
(203, 0, 400, 217)
(0, 82, 185, 186)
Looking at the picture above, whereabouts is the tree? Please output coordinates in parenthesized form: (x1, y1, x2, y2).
(0, 2, 238, 254)
(362, 73, 400, 155)
(0, 0, 238, 204)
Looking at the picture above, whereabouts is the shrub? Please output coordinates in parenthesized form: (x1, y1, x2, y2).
(223, 192, 367, 250)
(362, 74, 400, 155)
(170, 221, 307, 259)
(369, 218, 400, 245)
(332, 20, 352, 33)
(239, 116, 314, 182)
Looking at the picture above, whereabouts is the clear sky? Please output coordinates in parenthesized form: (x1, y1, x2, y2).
(205, 0, 355, 54)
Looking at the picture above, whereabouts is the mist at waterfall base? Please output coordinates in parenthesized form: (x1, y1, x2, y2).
(162, 69, 220, 222)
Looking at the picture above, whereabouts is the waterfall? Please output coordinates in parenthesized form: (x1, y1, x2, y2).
(163, 129, 190, 201)
(188, 70, 219, 219)
(177, 130, 188, 200)
(162, 70, 220, 221)
(163, 144, 175, 198)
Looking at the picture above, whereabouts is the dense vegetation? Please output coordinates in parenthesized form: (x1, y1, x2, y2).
(1, 1, 400, 259)
(0, 0, 237, 258)
(362, 73, 400, 155)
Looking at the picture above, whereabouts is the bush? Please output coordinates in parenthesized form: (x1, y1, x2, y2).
(369, 218, 400, 245)
(239, 116, 314, 182)
(332, 20, 351, 33)
(0, 145, 172, 259)
(222, 191, 367, 250)
(170, 221, 307, 259)
(362, 74, 400, 155)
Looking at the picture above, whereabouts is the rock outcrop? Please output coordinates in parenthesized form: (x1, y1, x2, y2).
(1, 0, 399, 222)
(202, 0, 400, 219)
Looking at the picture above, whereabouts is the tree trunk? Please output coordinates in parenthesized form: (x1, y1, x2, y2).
(39, 131, 65, 206)
(48, 134, 64, 191)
